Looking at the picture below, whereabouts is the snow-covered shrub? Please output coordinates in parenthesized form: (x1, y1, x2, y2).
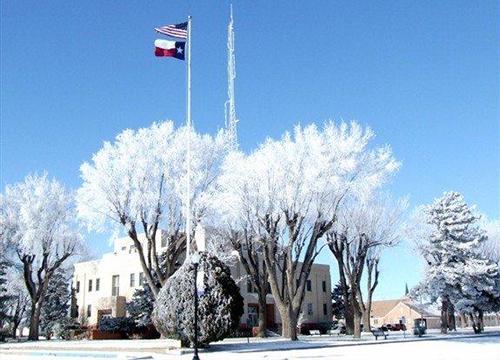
(52, 317, 80, 339)
(99, 317, 136, 334)
(152, 252, 243, 347)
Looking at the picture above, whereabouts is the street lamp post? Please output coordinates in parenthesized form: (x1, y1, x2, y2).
(192, 253, 200, 360)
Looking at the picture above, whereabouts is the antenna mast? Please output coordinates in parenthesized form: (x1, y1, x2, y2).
(225, 4, 238, 150)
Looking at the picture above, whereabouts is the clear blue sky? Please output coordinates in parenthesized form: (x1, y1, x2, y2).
(1, 1, 498, 299)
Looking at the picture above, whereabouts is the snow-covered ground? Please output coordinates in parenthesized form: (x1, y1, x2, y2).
(0, 328, 498, 359)
(195, 335, 500, 360)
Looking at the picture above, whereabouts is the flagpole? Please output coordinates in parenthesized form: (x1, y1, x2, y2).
(186, 15, 192, 259)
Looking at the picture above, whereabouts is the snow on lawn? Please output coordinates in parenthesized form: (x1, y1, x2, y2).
(0, 329, 498, 359)
(189, 334, 500, 360)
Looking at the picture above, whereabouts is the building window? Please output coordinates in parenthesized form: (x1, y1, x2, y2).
(76, 281, 80, 293)
(306, 280, 312, 292)
(96, 278, 100, 291)
(323, 303, 328, 316)
(121, 246, 126, 251)
(139, 272, 144, 286)
(322, 280, 326, 292)
(88, 279, 93, 292)
(130, 273, 135, 287)
(129, 245, 135, 254)
(112, 275, 120, 296)
(87, 305, 92, 317)
(307, 303, 313, 315)
(247, 305, 258, 327)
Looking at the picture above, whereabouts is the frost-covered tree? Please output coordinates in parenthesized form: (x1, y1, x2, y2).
(0, 260, 13, 329)
(40, 268, 70, 339)
(327, 195, 406, 337)
(452, 217, 500, 333)
(213, 122, 399, 340)
(414, 192, 498, 334)
(4, 265, 30, 339)
(77, 122, 227, 297)
(152, 252, 243, 347)
(8, 290, 29, 339)
(0, 174, 82, 340)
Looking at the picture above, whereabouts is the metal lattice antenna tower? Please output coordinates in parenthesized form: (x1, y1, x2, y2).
(225, 4, 238, 150)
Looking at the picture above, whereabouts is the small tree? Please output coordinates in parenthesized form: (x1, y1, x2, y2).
(40, 268, 70, 339)
(331, 282, 345, 320)
(0, 174, 82, 340)
(0, 261, 13, 329)
(8, 292, 29, 339)
(126, 282, 155, 327)
(5, 267, 30, 339)
(152, 252, 243, 347)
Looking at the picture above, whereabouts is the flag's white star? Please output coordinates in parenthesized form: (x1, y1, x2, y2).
(177, 47, 184, 54)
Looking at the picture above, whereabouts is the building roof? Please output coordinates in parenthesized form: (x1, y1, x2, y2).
(370, 298, 440, 318)
(406, 302, 440, 318)
(370, 299, 403, 318)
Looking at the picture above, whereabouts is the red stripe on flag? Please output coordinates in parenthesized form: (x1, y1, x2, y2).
(155, 47, 177, 57)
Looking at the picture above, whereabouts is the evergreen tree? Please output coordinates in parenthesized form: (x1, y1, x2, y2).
(126, 282, 155, 327)
(331, 282, 345, 320)
(40, 269, 70, 339)
(417, 192, 498, 334)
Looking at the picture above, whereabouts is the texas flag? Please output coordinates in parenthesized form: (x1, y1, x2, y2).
(154, 39, 185, 60)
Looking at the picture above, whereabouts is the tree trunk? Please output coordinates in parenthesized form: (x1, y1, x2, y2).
(256, 289, 268, 337)
(471, 311, 481, 334)
(280, 307, 298, 341)
(478, 309, 484, 333)
(28, 301, 41, 340)
(11, 323, 19, 339)
(440, 297, 449, 334)
(344, 298, 354, 335)
(363, 302, 372, 331)
(448, 303, 456, 331)
(353, 310, 362, 338)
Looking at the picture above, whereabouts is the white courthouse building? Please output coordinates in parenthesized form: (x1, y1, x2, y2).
(72, 232, 333, 330)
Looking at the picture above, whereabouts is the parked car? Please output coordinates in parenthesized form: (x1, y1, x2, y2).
(392, 323, 407, 331)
